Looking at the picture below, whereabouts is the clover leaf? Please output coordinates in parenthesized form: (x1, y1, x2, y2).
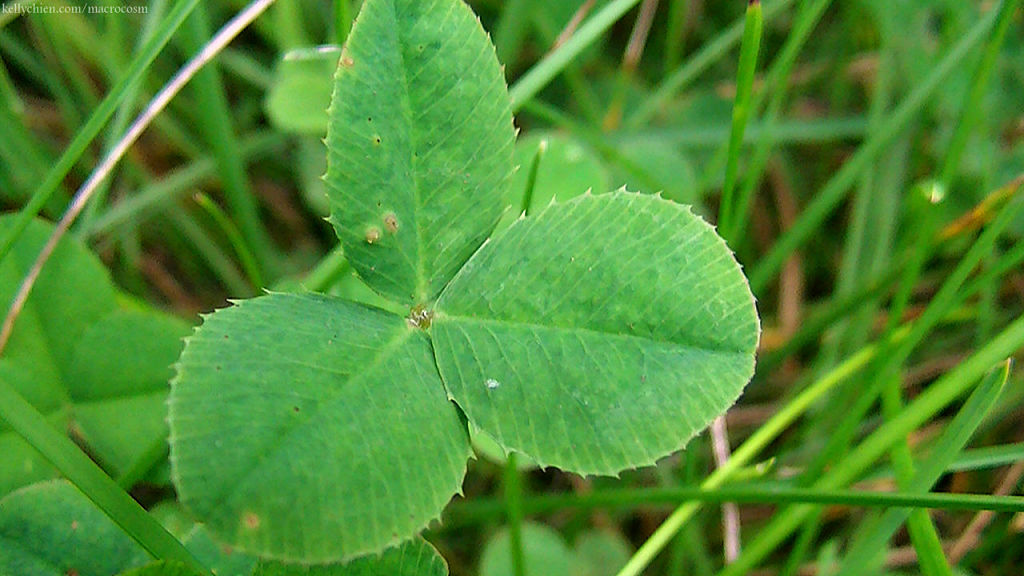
(168, 0, 759, 565)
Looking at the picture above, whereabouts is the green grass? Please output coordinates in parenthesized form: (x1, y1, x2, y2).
(0, 1, 1023, 575)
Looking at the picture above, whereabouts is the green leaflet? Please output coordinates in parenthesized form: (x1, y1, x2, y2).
(613, 140, 700, 207)
(169, 293, 470, 563)
(253, 538, 448, 576)
(0, 481, 147, 576)
(324, 0, 515, 305)
(116, 562, 201, 576)
(67, 310, 191, 480)
(0, 216, 187, 494)
(432, 192, 759, 475)
(478, 524, 632, 576)
(570, 530, 633, 576)
(480, 522, 573, 576)
(177, 523, 258, 576)
(1, 479, 444, 576)
(471, 423, 538, 471)
(265, 46, 340, 135)
(0, 218, 117, 383)
(169, 0, 759, 565)
(0, 481, 252, 576)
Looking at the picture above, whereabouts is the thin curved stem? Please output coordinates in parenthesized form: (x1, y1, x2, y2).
(0, 0, 278, 355)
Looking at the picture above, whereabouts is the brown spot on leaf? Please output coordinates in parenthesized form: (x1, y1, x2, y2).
(383, 212, 398, 233)
(365, 226, 381, 244)
(341, 55, 354, 68)
(242, 511, 261, 530)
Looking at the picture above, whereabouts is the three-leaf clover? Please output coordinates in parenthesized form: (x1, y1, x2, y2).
(168, 0, 759, 565)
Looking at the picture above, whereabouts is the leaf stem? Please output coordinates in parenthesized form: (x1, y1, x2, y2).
(493, 0, 531, 66)
(333, 0, 353, 46)
(83, 132, 285, 238)
(519, 139, 547, 216)
(505, 453, 527, 576)
(833, 360, 1012, 574)
(192, 193, 264, 289)
(760, 179, 1024, 373)
(775, 194, 1022, 557)
(302, 246, 349, 293)
(78, 0, 169, 234)
(662, 0, 690, 75)
(450, 482, 1024, 521)
(868, 187, 951, 576)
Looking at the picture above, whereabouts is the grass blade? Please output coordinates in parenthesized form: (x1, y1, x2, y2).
(625, 0, 795, 128)
(508, 0, 641, 112)
(718, 316, 1024, 576)
(834, 361, 1012, 575)
(182, 2, 277, 278)
(614, 332, 897, 576)
(0, 378, 208, 573)
(748, 4, 1002, 293)
(0, 0, 201, 266)
(718, 0, 762, 242)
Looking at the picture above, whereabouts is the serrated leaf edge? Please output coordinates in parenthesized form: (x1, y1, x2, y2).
(167, 293, 472, 565)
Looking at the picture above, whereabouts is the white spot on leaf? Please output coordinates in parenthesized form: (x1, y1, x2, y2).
(485, 378, 500, 389)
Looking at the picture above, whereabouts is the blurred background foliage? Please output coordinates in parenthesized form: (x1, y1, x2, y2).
(1, 0, 1023, 575)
